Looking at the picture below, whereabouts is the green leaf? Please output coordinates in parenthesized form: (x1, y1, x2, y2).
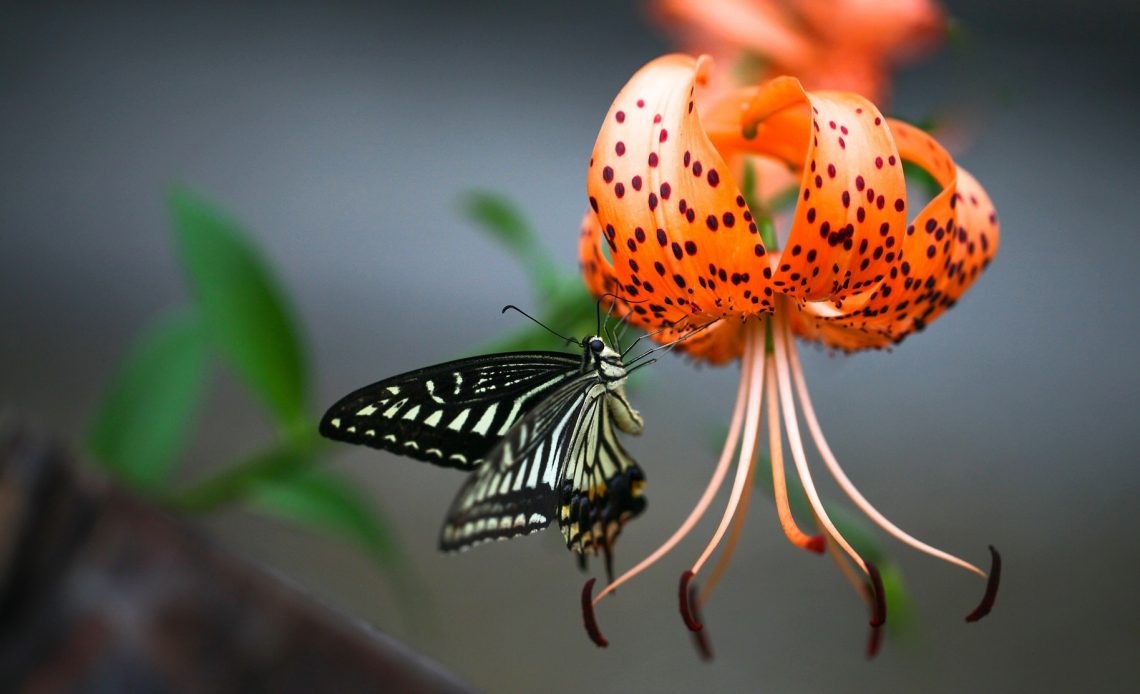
(250, 467, 403, 572)
(461, 190, 536, 256)
(461, 190, 562, 296)
(168, 187, 309, 432)
(168, 430, 324, 512)
(87, 310, 207, 490)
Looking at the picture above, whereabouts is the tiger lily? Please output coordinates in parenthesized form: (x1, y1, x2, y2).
(577, 54, 1001, 653)
(650, 0, 946, 104)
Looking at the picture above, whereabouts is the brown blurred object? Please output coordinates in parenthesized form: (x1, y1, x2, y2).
(0, 427, 472, 693)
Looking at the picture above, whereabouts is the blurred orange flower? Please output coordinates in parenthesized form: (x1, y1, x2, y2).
(650, 0, 946, 104)
(579, 54, 1000, 654)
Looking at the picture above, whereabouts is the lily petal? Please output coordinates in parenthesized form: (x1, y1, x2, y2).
(586, 54, 775, 337)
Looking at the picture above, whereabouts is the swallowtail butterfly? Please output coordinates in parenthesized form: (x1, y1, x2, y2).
(319, 307, 660, 573)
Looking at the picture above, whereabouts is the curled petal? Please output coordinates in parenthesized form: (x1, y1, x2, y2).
(579, 210, 748, 363)
(585, 55, 775, 338)
(708, 77, 908, 301)
(582, 55, 1000, 354)
(793, 122, 1000, 349)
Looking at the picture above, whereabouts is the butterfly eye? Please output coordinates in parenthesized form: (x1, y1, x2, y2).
(589, 338, 605, 353)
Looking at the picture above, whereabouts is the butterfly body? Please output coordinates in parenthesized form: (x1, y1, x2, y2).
(319, 335, 647, 560)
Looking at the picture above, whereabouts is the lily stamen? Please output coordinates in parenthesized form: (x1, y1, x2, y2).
(580, 578, 608, 647)
(785, 320, 991, 580)
(697, 419, 760, 605)
(678, 570, 703, 631)
(766, 350, 826, 554)
(965, 546, 1002, 623)
(774, 310, 873, 577)
(688, 321, 766, 577)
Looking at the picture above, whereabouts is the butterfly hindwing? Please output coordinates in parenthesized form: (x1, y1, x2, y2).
(438, 375, 595, 551)
(438, 378, 647, 556)
(558, 388, 647, 555)
(319, 352, 582, 470)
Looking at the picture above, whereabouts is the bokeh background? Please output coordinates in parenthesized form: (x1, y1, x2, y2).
(3, 1, 1139, 691)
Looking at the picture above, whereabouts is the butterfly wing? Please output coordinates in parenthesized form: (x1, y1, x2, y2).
(557, 390, 647, 556)
(319, 352, 582, 470)
(438, 375, 597, 551)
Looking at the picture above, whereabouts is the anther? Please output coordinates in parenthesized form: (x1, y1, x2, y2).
(679, 570, 704, 631)
(688, 584, 713, 661)
(866, 623, 883, 659)
(581, 579, 608, 647)
(965, 545, 1002, 623)
(806, 534, 827, 554)
(866, 561, 887, 627)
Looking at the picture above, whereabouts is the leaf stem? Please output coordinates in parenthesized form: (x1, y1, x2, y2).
(166, 429, 325, 512)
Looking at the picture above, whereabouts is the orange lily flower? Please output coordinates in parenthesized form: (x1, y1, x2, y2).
(650, 0, 946, 104)
(578, 54, 1000, 653)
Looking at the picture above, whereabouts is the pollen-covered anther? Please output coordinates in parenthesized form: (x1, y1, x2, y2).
(965, 545, 1002, 623)
(678, 570, 704, 631)
(866, 560, 887, 628)
(866, 622, 884, 659)
(687, 583, 714, 661)
(581, 578, 608, 647)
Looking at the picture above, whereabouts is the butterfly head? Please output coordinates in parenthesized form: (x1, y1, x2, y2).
(582, 334, 628, 385)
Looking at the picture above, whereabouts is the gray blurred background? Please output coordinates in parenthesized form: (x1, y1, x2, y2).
(3, 1, 1139, 691)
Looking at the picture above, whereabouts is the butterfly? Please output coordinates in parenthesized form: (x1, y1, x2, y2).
(318, 305, 676, 577)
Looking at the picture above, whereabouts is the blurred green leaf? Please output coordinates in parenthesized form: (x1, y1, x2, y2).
(461, 190, 562, 296)
(88, 310, 207, 490)
(251, 467, 403, 572)
(168, 187, 309, 432)
(169, 429, 324, 512)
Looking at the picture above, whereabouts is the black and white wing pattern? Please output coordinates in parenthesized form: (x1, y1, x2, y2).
(557, 386, 647, 556)
(319, 352, 581, 470)
(439, 380, 646, 555)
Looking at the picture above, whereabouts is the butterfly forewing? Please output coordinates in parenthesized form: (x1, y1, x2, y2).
(439, 374, 596, 551)
(319, 352, 582, 470)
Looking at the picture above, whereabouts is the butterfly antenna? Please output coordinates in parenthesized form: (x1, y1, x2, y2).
(627, 318, 720, 366)
(502, 305, 578, 345)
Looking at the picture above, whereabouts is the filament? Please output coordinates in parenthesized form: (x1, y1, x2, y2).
(772, 312, 867, 573)
(698, 429, 760, 605)
(822, 526, 872, 605)
(784, 323, 988, 580)
(591, 322, 752, 605)
(689, 320, 766, 575)
(766, 354, 825, 553)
